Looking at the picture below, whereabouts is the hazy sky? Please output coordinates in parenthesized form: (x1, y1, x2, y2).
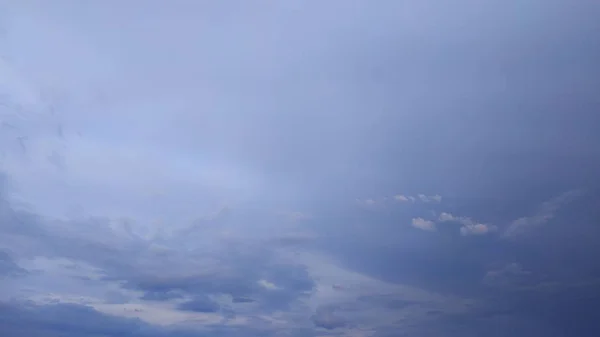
(1, 1, 600, 336)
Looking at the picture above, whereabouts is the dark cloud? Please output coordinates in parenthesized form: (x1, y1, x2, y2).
(0, 195, 316, 314)
(357, 295, 418, 310)
(0, 300, 301, 337)
(178, 296, 220, 313)
(311, 307, 346, 330)
(140, 290, 184, 302)
(231, 297, 255, 303)
(0, 301, 152, 337)
(123, 260, 315, 313)
(0, 249, 26, 277)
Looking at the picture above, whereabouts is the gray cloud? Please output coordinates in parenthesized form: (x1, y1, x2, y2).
(1, 0, 600, 336)
(0, 250, 26, 278)
(312, 306, 346, 330)
(140, 290, 184, 302)
(0, 301, 154, 337)
(0, 300, 286, 337)
(178, 296, 220, 313)
(0, 192, 318, 327)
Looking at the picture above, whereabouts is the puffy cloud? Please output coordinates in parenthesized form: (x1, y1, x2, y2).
(459, 223, 496, 236)
(438, 212, 497, 236)
(438, 212, 456, 222)
(394, 194, 411, 202)
(417, 194, 428, 202)
(430, 194, 443, 203)
(395, 194, 441, 203)
(411, 218, 436, 232)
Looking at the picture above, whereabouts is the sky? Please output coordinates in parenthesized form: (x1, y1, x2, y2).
(1, 1, 600, 336)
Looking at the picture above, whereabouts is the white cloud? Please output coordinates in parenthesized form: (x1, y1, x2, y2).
(459, 223, 497, 236)
(364, 199, 376, 205)
(439, 212, 496, 236)
(411, 218, 436, 232)
(394, 194, 410, 202)
(258, 279, 279, 290)
(413, 194, 442, 203)
(369, 193, 442, 205)
(438, 212, 455, 222)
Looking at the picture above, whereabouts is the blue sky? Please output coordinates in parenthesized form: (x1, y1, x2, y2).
(1, 1, 600, 336)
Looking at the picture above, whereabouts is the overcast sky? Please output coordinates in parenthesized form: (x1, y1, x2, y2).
(1, 1, 600, 336)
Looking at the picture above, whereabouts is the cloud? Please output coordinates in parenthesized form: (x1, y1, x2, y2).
(0, 301, 155, 337)
(0, 197, 318, 327)
(418, 194, 443, 203)
(394, 194, 411, 202)
(231, 297, 254, 304)
(267, 231, 317, 248)
(502, 190, 584, 238)
(411, 218, 436, 232)
(355, 198, 384, 210)
(430, 195, 443, 203)
(459, 223, 496, 236)
(483, 263, 535, 288)
(438, 212, 456, 222)
(178, 296, 220, 313)
(393, 194, 442, 203)
(311, 306, 346, 330)
(140, 290, 184, 302)
(359, 193, 442, 209)
(438, 212, 497, 236)
(0, 300, 288, 337)
(2, 0, 600, 336)
(0, 250, 26, 278)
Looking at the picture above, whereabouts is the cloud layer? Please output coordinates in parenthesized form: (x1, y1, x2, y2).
(2, 1, 600, 336)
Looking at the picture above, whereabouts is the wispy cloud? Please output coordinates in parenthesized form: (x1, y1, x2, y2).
(502, 190, 584, 239)
(357, 193, 442, 208)
(483, 263, 533, 288)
